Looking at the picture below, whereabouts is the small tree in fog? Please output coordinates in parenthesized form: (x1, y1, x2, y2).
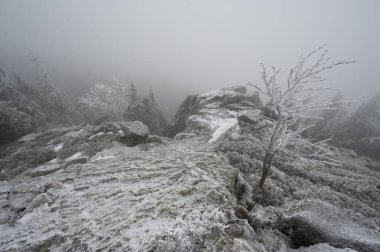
(79, 79, 140, 121)
(249, 45, 355, 189)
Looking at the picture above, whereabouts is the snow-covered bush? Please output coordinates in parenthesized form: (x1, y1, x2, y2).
(143, 207, 230, 252)
(80, 81, 168, 135)
(79, 80, 139, 121)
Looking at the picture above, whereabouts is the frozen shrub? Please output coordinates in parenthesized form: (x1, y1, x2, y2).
(248, 45, 354, 188)
(145, 207, 230, 252)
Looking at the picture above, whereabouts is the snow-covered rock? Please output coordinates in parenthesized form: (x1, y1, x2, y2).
(0, 138, 243, 251)
(64, 152, 88, 168)
(30, 164, 62, 178)
(1, 85, 380, 251)
(238, 110, 261, 124)
(174, 132, 197, 140)
(170, 86, 262, 137)
(280, 199, 380, 252)
(95, 121, 149, 146)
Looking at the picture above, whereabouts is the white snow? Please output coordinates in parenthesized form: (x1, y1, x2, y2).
(88, 132, 105, 140)
(17, 133, 40, 142)
(208, 117, 238, 143)
(90, 154, 116, 162)
(47, 158, 58, 164)
(65, 152, 83, 162)
(64, 129, 84, 138)
(53, 143, 64, 152)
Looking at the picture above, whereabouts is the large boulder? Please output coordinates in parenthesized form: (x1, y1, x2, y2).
(169, 94, 198, 137)
(170, 86, 262, 137)
(279, 199, 380, 252)
(238, 110, 261, 125)
(96, 121, 149, 146)
(0, 137, 243, 251)
(30, 164, 62, 178)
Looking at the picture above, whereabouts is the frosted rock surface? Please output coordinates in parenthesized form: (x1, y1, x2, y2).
(280, 199, 380, 252)
(0, 138, 239, 251)
(30, 164, 62, 178)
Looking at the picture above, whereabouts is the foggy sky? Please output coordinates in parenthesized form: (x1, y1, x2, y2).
(1, 0, 379, 119)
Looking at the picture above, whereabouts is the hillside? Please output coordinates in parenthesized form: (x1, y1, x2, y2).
(0, 86, 379, 251)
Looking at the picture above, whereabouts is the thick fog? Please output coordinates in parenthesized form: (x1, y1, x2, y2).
(1, 0, 379, 119)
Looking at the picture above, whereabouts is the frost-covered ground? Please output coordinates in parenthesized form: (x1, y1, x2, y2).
(0, 137, 241, 251)
(1, 86, 380, 251)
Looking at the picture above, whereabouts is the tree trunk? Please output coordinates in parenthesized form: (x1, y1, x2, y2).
(259, 106, 281, 189)
(259, 151, 275, 189)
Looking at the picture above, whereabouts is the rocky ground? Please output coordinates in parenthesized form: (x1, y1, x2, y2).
(1, 86, 380, 251)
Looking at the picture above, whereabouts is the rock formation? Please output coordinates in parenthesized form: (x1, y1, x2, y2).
(0, 86, 379, 251)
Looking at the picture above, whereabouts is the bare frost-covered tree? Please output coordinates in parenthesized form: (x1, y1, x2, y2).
(79, 78, 139, 121)
(248, 45, 355, 189)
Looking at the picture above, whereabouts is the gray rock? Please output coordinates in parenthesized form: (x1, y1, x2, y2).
(174, 133, 197, 140)
(289, 243, 357, 252)
(225, 103, 251, 111)
(0, 211, 10, 224)
(280, 199, 380, 252)
(238, 110, 261, 124)
(120, 121, 149, 146)
(170, 86, 262, 137)
(17, 133, 41, 142)
(0, 137, 239, 251)
(30, 164, 62, 178)
(98, 121, 149, 146)
(229, 132, 243, 141)
(239, 100, 257, 108)
(146, 134, 162, 143)
(64, 153, 88, 168)
(258, 105, 278, 120)
(248, 205, 278, 230)
(8, 193, 34, 211)
(123, 121, 149, 137)
(27, 193, 51, 210)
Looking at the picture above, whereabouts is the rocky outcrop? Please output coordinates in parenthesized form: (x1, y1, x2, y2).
(168, 94, 198, 137)
(1, 86, 380, 251)
(94, 121, 149, 146)
(217, 91, 380, 251)
(170, 86, 262, 137)
(0, 121, 151, 179)
(0, 136, 243, 251)
(280, 200, 380, 251)
(169, 86, 264, 145)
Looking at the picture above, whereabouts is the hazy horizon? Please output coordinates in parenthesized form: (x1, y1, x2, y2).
(1, 0, 379, 119)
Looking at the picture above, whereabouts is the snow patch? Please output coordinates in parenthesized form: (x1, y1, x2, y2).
(47, 158, 58, 164)
(17, 133, 40, 142)
(89, 132, 105, 140)
(64, 129, 84, 138)
(208, 117, 238, 143)
(91, 154, 116, 162)
(65, 152, 83, 162)
(52, 143, 63, 152)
